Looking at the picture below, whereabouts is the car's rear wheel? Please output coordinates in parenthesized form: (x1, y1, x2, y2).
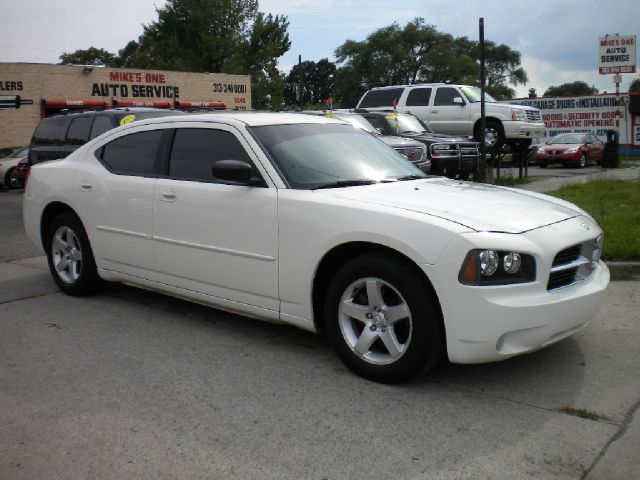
(324, 253, 443, 383)
(46, 212, 102, 296)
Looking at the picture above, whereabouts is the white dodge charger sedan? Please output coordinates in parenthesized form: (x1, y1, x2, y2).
(23, 113, 609, 383)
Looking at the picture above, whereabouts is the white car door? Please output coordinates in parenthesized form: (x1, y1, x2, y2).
(427, 86, 471, 136)
(402, 87, 433, 124)
(77, 128, 161, 276)
(152, 124, 280, 312)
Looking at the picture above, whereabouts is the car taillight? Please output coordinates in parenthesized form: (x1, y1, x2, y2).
(24, 166, 31, 188)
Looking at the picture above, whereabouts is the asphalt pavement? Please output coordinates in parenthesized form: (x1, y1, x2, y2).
(1, 184, 639, 480)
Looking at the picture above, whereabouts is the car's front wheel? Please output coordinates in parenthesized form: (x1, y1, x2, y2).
(46, 212, 102, 296)
(578, 153, 587, 168)
(324, 253, 443, 383)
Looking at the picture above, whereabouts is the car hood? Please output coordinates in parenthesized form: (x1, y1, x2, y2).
(378, 135, 424, 148)
(402, 132, 476, 144)
(322, 177, 582, 233)
(543, 143, 579, 150)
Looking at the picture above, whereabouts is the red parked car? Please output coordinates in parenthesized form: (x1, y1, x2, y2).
(12, 157, 30, 188)
(535, 133, 604, 168)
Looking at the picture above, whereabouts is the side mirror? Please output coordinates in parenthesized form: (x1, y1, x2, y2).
(211, 159, 262, 186)
(453, 97, 465, 106)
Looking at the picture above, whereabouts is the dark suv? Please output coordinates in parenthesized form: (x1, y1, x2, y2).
(29, 108, 184, 165)
(356, 109, 481, 180)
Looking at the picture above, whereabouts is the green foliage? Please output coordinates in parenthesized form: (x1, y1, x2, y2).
(59, 47, 120, 67)
(543, 81, 599, 97)
(332, 18, 527, 105)
(111, 0, 290, 109)
(629, 78, 640, 94)
(547, 179, 640, 260)
(283, 58, 336, 107)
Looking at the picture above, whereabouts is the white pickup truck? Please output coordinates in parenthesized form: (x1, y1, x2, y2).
(356, 84, 545, 151)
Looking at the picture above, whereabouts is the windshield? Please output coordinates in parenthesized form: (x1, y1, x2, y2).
(548, 133, 585, 144)
(460, 86, 497, 103)
(8, 146, 28, 157)
(386, 114, 432, 134)
(251, 123, 426, 189)
(334, 114, 377, 133)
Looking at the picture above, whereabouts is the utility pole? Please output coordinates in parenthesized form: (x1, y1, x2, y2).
(479, 18, 488, 181)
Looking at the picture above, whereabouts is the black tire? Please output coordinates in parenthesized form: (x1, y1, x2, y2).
(45, 212, 102, 296)
(476, 120, 505, 151)
(4, 167, 18, 189)
(9, 169, 22, 189)
(577, 153, 587, 169)
(538, 163, 548, 169)
(324, 253, 444, 383)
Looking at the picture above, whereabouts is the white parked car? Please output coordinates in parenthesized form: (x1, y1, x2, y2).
(23, 113, 609, 383)
(0, 146, 28, 188)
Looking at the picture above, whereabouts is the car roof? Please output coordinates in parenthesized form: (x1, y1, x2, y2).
(45, 107, 182, 119)
(130, 112, 347, 127)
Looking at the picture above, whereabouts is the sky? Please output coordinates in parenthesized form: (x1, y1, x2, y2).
(1, 0, 639, 98)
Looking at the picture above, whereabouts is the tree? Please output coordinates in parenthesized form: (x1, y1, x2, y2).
(118, 0, 290, 108)
(333, 18, 527, 106)
(283, 58, 336, 107)
(543, 81, 598, 97)
(629, 77, 640, 93)
(479, 41, 528, 100)
(59, 47, 119, 67)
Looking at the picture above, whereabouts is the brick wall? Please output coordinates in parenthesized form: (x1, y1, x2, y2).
(0, 63, 252, 147)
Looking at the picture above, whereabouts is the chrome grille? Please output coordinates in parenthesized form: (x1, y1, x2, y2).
(526, 110, 542, 122)
(430, 143, 479, 158)
(547, 240, 598, 291)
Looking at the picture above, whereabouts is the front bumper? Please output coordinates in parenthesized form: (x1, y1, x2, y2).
(535, 152, 580, 166)
(422, 217, 609, 363)
(504, 121, 546, 141)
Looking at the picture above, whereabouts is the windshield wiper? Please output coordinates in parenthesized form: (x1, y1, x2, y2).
(313, 179, 380, 190)
(394, 174, 425, 181)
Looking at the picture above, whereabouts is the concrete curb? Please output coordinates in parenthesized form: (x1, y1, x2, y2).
(606, 262, 640, 281)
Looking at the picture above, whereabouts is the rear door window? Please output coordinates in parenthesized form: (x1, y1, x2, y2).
(66, 117, 93, 145)
(406, 88, 432, 106)
(101, 130, 163, 176)
(90, 116, 115, 139)
(359, 88, 404, 108)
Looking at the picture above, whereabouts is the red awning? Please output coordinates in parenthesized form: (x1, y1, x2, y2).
(114, 100, 172, 109)
(175, 101, 226, 110)
(42, 98, 109, 108)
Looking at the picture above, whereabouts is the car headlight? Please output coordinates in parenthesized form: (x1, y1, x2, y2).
(395, 146, 424, 162)
(537, 147, 545, 154)
(564, 146, 579, 154)
(592, 234, 604, 263)
(511, 109, 527, 121)
(459, 249, 536, 286)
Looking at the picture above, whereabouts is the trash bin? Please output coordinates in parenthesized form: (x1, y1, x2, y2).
(601, 129, 620, 168)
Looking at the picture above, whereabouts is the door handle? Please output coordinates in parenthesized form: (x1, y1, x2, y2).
(431, 109, 438, 113)
(161, 189, 177, 202)
(80, 183, 93, 191)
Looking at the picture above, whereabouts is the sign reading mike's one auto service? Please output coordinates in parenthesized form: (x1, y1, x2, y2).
(599, 35, 636, 74)
(0, 62, 252, 147)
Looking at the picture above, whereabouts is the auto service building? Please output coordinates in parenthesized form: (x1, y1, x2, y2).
(0, 62, 252, 148)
